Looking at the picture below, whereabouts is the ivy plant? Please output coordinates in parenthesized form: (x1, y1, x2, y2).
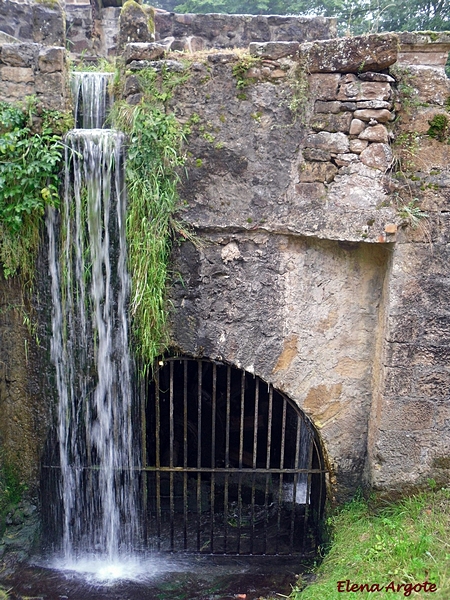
(0, 99, 69, 281)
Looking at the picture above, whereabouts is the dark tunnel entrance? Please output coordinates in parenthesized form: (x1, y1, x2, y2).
(141, 356, 327, 556)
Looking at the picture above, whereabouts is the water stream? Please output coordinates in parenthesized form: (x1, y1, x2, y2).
(45, 73, 139, 565)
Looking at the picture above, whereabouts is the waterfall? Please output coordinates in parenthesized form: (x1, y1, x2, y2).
(71, 72, 114, 130)
(46, 74, 140, 562)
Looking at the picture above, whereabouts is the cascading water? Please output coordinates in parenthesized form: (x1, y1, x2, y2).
(71, 72, 114, 130)
(46, 73, 140, 568)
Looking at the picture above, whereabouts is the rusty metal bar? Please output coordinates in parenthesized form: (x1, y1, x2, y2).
(169, 360, 174, 551)
(155, 366, 161, 551)
(183, 359, 188, 551)
(250, 379, 259, 554)
(210, 363, 217, 553)
(237, 370, 246, 554)
(290, 411, 302, 551)
(276, 395, 287, 554)
(264, 385, 273, 554)
(196, 359, 202, 552)
(304, 430, 315, 536)
(224, 365, 231, 553)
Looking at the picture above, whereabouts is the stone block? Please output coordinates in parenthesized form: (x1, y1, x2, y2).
(35, 72, 64, 95)
(1, 66, 34, 83)
(0, 81, 34, 102)
(379, 398, 434, 431)
(334, 153, 359, 167)
(308, 73, 340, 101)
(359, 124, 389, 143)
(310, 111, 353, 133)
(349, 118, 366, 135)
(314, 100, 341, 113)
(415, 370, 450, 400)
(0, 43, 39, 67)
(249, 41, 299, 60)
(349, 139, 368, 153)
(353, 109, 393, 123)
(299, 161, 338, 183)
(304, 131, 349, 153)
(302, 148, 331, 162)
(403, 66, 450, 106)
(359, 142, 393, 170)
(38, 46, 64, 74)
(358, 71, 395, 83)
(356, 100, 393, 110)
(337, 81, 392, 102)
(300, 33, 398, 73)
(32, 3, 65, 46)
(123, 42, 166, 64)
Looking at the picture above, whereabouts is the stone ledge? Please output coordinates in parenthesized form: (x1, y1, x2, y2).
(397, 31, 450, 67)
(300, 33, 399, 73)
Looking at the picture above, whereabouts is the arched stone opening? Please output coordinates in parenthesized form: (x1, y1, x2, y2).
(141, 355, 328, 556)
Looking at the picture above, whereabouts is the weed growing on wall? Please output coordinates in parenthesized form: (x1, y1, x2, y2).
(111, 67, 191, 368)
(0, 98, 70, 282)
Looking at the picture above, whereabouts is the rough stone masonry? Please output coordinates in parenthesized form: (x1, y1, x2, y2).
(122, 30, 450, 501)
(0, 2, 450, 504)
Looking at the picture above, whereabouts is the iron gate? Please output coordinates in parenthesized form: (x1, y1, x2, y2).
(139, 357, 327, 556)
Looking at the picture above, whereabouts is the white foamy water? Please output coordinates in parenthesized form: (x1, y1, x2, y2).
(47, 82, 140, 563)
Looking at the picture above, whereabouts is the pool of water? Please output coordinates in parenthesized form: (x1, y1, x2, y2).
(0, 554, 309, 600)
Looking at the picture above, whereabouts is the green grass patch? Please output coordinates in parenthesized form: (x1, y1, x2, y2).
(111, 67, 194, 368)
(289, 487, 450, 599)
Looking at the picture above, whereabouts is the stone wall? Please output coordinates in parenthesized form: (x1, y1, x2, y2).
(0, 0, 65, 46)
(0, 42, 68, 109)
(122, 32, 450, 500)
(154, 13, 337, 52)
(0, 4, 449, 503)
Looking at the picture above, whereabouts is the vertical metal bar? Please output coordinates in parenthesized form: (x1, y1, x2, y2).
(169, 360, 175, 551)
(224, 365, 231, 553)
(140, 369, 148, 545)
(250, 379, 259, 554)
(183, 359, 188, 551)
(237, 370, 245, 554)
(196, 360, 202, 552)
(304, 434, 315, 539)
(155, 366, 161, 551)
(276, 395, 287, 554)
(264, 385, 273, 554)
(210, 363, 217, 553)
(290, 409, 301, 552)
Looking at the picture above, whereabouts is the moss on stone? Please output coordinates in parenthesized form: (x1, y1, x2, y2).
(143, 4, 155, 35)
(33, 0, 61, 8)
(121, 0, 144, 13)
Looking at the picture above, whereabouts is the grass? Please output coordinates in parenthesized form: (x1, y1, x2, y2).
(288, 486, 450, 599)
(111, 67, 192, 369)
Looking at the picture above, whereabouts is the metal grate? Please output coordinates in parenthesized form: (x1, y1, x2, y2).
(139, 357, 327, 556)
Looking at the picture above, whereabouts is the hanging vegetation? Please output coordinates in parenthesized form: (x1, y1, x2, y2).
(112, 67, 192, 368)
(0, 98, 70, 283)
